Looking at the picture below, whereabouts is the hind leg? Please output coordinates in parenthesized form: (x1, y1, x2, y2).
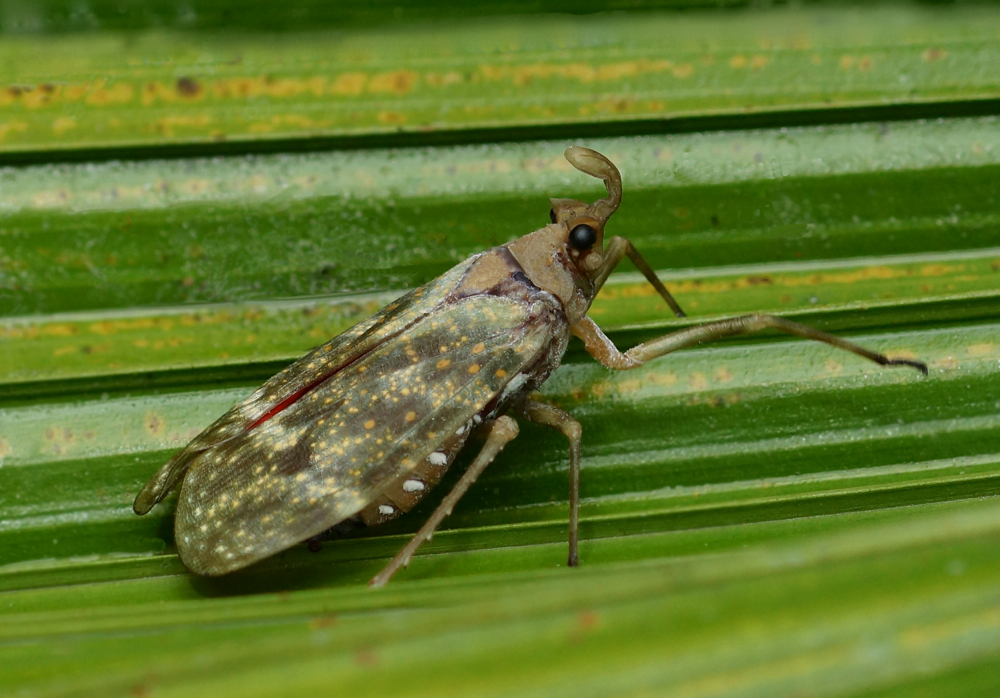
(369, 416, 520, 588)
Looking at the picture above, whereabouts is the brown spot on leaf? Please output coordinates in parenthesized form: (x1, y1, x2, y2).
(144, 412, 166, 436)
(922, 48, 947, 62)
(355, 648, 378, 666)
(176, 76, 201, 96)
(578, 610, 600, 630)
(746, 276, 772, 286)
(569, 609, 601, 644)
(310, 614, 337, 629)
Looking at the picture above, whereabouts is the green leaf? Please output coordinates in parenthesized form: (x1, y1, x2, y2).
(2, 3, 1000, 696)
(2, 5, 999, 154)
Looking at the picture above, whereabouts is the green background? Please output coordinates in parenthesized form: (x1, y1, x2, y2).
(2, 2, 1000, 695)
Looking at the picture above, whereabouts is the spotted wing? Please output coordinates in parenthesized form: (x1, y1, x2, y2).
(133, 260, 477, 515)
(174, 292, 559, 575)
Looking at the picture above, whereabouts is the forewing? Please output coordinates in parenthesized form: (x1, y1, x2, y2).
(174, 294, 557, 575)
(133, 259, 477, 514)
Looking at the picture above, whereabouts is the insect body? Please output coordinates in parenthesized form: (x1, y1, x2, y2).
(134, 147, 927, 587)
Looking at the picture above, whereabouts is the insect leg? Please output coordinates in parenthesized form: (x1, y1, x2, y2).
(594, 236, 686, 317)
(516, 400, 583, 568)
(572, 314, 928, 374)
(368, 415, 520, 588)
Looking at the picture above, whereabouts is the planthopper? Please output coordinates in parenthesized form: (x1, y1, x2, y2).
(133, 146, 928, 587)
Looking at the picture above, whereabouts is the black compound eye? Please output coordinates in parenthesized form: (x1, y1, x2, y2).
(549, 208, 558, 224)
(568, 223, 597, 250)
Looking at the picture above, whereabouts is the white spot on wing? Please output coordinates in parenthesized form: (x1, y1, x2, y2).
(403, 479, 425, 492)
(378, 504, 395, 515)
(500, 373, 530, 401)
(428, 451, 448, 466)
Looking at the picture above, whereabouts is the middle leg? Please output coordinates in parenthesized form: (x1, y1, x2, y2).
(516, 399, 584, 567)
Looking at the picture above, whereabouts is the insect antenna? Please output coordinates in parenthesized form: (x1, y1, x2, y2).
(564, 146, 622, 223)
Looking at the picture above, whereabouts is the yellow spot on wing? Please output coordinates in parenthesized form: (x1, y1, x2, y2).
(468, 364, 480, 374)
(472, 342, 486, 354)
(405, 411, 416, 422)
(364, 419, 375, 429)
(437, 358, 451, 369)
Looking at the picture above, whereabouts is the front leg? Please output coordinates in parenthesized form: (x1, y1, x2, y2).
(595, 236, 686, 318)
(572, 314, 928, 374)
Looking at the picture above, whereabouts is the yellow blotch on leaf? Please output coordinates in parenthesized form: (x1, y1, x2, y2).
(331, 73, 367, 95)
(85, 81, 135, 106)
(0, 122, 28, 142)
(967, 343, 995, 357)
(688, 372, 709, 391)
(369, 70, 418, 95)
(52, 117, 76, 135)
(377, 111, 406, 125)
